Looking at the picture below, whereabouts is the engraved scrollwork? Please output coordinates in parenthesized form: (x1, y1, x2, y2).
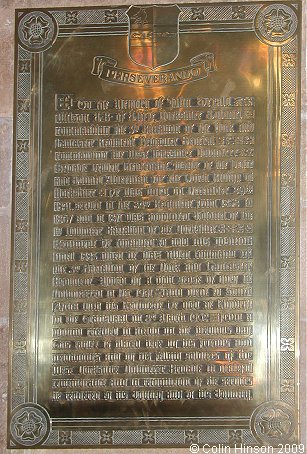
(10, 404, 50, 447)
(18, 11, 58, 52)
(254, 4, 297, 46)
(251, 401, 295, 444)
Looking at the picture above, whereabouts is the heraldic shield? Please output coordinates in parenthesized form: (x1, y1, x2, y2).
(127, 5, 181, 69)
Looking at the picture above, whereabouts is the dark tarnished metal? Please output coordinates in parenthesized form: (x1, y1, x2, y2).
(9, 2, 301, 449)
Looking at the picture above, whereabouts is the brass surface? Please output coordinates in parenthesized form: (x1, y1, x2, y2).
(8, 2, 301, 449)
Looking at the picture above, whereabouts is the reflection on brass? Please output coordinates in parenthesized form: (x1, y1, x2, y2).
(9, 2, 301, 449)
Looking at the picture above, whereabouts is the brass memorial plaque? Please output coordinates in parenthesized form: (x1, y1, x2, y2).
(9, 1, 302, 449)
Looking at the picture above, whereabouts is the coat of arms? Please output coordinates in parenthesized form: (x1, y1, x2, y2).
(127, 5, 181, 69)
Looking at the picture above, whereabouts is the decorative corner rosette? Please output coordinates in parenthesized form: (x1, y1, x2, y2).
(10, 403, 50, 448)
(18, 10, 58, 52)
(254, 3, 298, 46)
(250, 401, 296, 445)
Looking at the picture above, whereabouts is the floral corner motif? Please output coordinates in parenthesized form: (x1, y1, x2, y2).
(255, 5, 297, 46)
(251, 401, 295, 444)
(259, 408, 292, 438)
(263, 8, 293, 38)
(14, 411, 44, 442)
(10, 404, 50, 447)
(22, 15, 50, 45)
(18, 11, 57, 52)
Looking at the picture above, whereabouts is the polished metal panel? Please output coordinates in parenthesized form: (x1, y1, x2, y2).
(9, 2, 301, 449)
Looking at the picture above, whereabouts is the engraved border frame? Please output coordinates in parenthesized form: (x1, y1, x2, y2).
(8, 1, 301, 448)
